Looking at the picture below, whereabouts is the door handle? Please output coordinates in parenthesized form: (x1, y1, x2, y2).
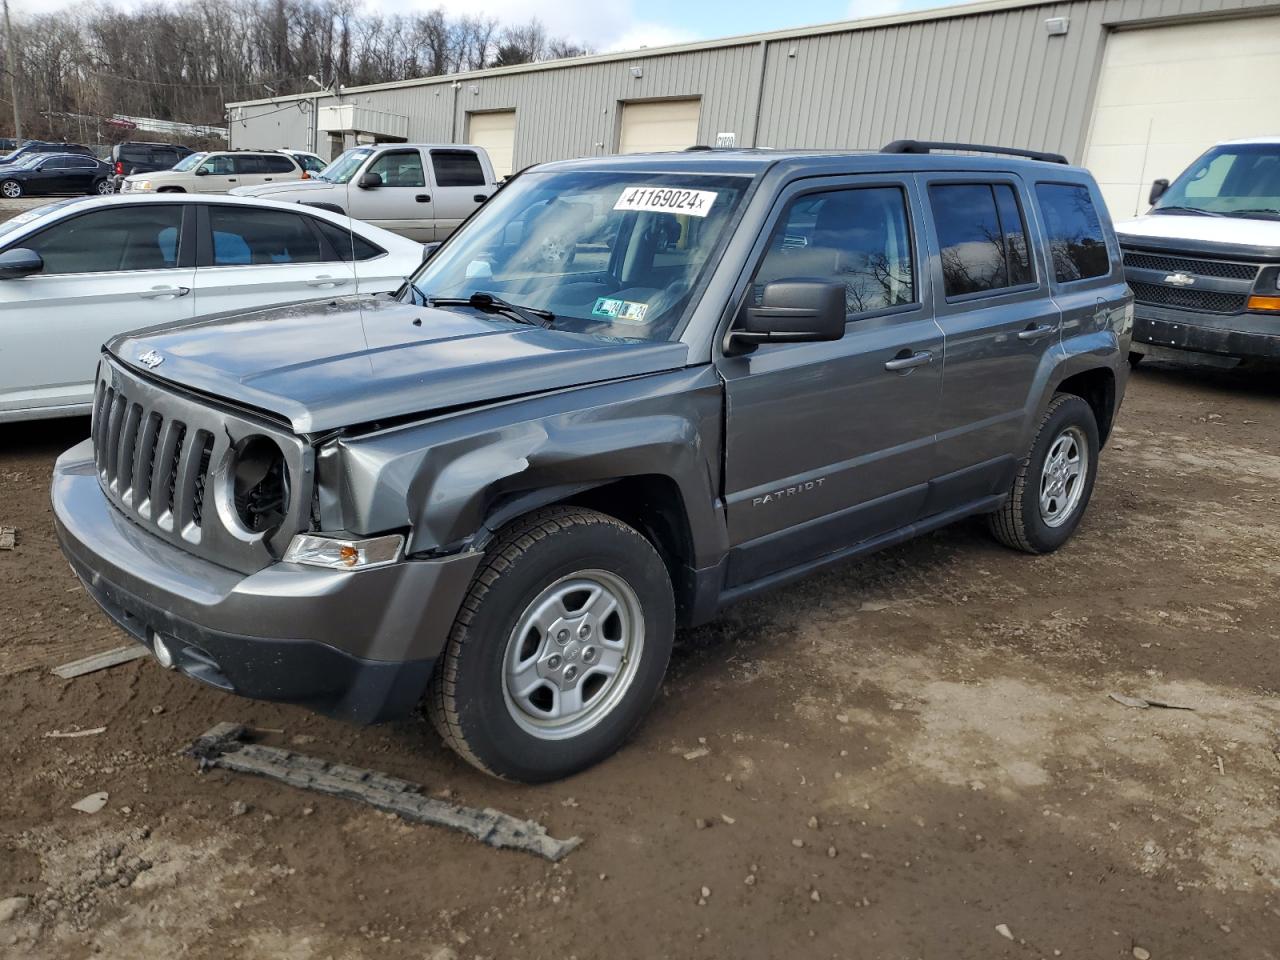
(264, 177, 273, 182)
(415, 194, 431, 203)
(139, 286, 190, 300)
(1017, 323, 1056, 341)
(307, 276, 350, 289)
(884, 350, 933, 372)
(473, 193, 488, 203)
(227, 178, 237, 182)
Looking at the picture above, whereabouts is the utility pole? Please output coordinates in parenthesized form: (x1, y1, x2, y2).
(2, 0, 19, 142)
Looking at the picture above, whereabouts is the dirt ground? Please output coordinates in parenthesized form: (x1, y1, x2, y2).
(2, 353, 1279, 959)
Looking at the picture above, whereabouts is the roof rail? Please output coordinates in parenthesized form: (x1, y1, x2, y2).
(881, 139, 1069, 165)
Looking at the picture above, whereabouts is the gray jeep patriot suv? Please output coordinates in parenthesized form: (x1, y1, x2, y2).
(53, 141, 1132, 781)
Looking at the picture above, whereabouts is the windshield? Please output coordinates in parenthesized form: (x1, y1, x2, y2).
(171, 152, 206, 172)
(1154, 143, 1280, 218)
(404, 169, 752, 342)
(317, 148, 374, 184)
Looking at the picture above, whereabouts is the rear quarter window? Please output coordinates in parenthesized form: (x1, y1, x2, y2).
(1035, 182, 1110, 283)
(431, 150, 486, 187)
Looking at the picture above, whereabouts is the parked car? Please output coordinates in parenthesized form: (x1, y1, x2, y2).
(0, 140, 94, 166)
(121, 149, 312, 195)
(110, 141, 195, 192)
(52, 142, 1131, 781)
(1118, 137, 1280, 367)
(0, 154, 113, 198)
(230, 144, 496, 241)
(0, 194, 427, 421)
(280, 148, 327, 176)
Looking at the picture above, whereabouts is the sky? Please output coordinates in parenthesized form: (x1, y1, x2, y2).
(10, 0, 964, 52)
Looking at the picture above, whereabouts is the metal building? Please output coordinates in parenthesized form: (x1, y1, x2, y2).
(226, 0, 1280, 218)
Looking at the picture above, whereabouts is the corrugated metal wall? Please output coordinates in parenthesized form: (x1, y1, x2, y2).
(229, 0, 1280, 165)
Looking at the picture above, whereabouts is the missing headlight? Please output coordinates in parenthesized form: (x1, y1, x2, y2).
(232, 436, 290, 534)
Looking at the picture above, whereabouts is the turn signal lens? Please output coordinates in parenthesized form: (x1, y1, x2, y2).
(284, 534, 404, 570)
(1246, 295, 1280, 312)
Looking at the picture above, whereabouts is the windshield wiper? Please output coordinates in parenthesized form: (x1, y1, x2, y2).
(428, 292, 555, 328)
(1151, 206, 1226, 218)
(1227, 208, 1280, 219)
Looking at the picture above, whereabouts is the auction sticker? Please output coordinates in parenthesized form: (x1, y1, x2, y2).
(614, 186, 717, 217)
(592, 297, 651, 323)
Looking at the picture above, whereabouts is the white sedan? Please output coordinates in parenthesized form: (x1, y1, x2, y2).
(0, 194, 426, 422)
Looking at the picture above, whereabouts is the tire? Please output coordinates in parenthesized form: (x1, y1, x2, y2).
(988, 393, 1100, 554)
(157, 187, 186, 193)
(1, 180, 22, 199)
(428, 506, 675, 782)
(92, 179, 113, 195)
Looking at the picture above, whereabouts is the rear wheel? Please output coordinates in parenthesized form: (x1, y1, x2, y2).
(1, 180, 22, 199)
(988, 393, 1100, 554)
(92, 179, 113, 195)
(428, 506, 675, 782)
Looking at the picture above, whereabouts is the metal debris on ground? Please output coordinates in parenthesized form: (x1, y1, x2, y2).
(1108, 692, 1195, 711)
(0, 527, 16, 550)
(187, 723, 582, 862)
(71, 791, 109, 814)
(52, 645, 150, 679)
(44, 726, 107, 739)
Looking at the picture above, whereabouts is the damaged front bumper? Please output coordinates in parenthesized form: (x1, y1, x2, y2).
(1133, 304, 1280, 362)
(52, 439, 482, 723)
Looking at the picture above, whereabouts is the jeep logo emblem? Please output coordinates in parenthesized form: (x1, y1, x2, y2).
(1163, 272, 1195, 287)
(138, 349, 164, 369)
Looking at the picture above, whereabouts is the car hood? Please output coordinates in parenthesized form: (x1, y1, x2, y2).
(107, 296, 690, 434)
(1116, 213, 1280, 258)
(231, 180, 335, 198)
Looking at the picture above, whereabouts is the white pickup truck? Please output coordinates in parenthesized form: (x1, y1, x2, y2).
(232, 143, 497, 243)
(1115, 137, 1280, 367)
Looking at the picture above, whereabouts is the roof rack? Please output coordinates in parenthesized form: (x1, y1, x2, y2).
(881, 140, 1069, 165)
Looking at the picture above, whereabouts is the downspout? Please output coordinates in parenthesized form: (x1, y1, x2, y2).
(749, 39, 769, 148)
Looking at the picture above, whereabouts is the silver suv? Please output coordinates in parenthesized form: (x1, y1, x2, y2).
(121, 149, 313, 194)
(54, 141, 1133, 782)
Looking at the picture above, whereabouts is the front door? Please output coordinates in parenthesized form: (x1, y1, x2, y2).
(718, 177, 943, 587)
(351, 148, 435, 241)
(0, 204, 195, 417)
(917, 176, 1061, 510)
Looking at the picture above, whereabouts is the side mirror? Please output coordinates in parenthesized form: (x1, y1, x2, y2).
(726, 280, 847, 355)
(0, 247, 43, 279)
(1148, 178, 1170, 206)
(358, 172, 382, 189)
(194, 167, 210, 176)
(421, 241, 441, 262)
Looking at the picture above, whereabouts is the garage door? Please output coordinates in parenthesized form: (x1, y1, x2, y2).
(1084, 15, 1280, 219)
(468, 110, 516, 179)
(619, 99, 701, 154)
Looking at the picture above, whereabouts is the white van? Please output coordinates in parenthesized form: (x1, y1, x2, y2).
(232, 144, 497, 242)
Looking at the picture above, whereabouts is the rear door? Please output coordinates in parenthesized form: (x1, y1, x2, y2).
(191, 203, 356, 314)
(0, 203, 195, 416)
(427, 148, 493, 240)
(718, 175, 944, 586)
(917, 175, 1060, 512)
(62, 156, 100, 193)
(348, 148, 434, 241)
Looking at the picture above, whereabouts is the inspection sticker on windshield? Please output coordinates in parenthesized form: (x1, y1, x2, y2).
(593, 297, 650, 324)
(614, 186, 718, 217)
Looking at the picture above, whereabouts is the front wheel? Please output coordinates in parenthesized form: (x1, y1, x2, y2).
(428, 507, 675, 782)
(1, 180, 22, 199)
(988, 393, 1100, 554)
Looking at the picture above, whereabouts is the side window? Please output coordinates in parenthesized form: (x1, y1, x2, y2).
(233, 156, 267, 175)
(312, 218, 383, 261)
(70, 157, 96, 169)
(430, 150, 486, 187)
(263, 155, 296, 174)
(1035, 183, 1110, 283)
(201, 155, 235, 175)
(929, 182, 1036, 297)
(366, 151, 426, 188)
(209, 207, 324, 266)
(753, 186, 916, 316)
(22, 206, 184, 274)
